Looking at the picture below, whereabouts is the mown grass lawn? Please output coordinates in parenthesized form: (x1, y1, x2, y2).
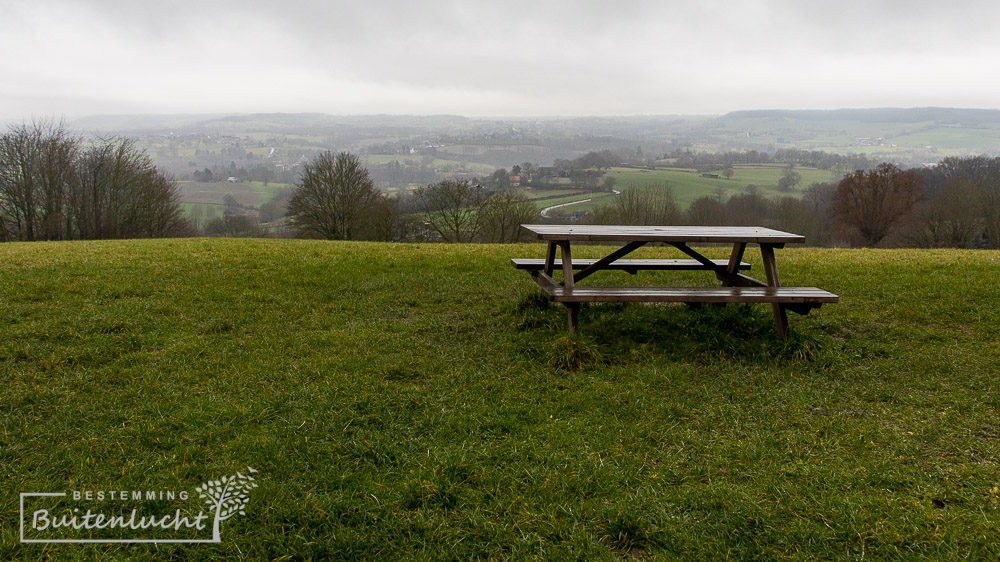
(1, 239, 998, 560)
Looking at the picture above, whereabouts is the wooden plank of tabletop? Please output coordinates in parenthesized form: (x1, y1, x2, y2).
(519, 224, 806, 244)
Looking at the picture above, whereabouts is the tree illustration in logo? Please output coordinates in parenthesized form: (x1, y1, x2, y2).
(195, 467, 259, 542)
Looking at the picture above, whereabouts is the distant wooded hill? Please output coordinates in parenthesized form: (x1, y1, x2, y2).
(65, 107, 1000, 174)
(722, 107, 1000, 125)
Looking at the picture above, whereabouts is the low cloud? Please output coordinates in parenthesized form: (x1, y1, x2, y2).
(3, 0, 999, 120)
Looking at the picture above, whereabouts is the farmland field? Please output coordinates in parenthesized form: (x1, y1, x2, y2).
(175, 180, 262, 207)
(607, 166, 839, 208)
(179, 201, 225, 218)
(246, 181, 291, 204)
(521, 188, 594, 201)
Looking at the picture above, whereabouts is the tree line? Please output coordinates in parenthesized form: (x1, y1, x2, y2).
(583, 159, 1000, 248)
(287, 152, 537, 243)
(549, 148, 878, 176)
(6, 123, 1000, 250)
(0, 122, 189, 242)
(669, 148, 878, 175)
(248, 150, 1000, 248)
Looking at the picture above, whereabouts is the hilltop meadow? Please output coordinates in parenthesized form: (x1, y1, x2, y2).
(2, 238, 999, 560)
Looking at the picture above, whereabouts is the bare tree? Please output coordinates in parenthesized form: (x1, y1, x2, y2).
(478, 190, 536, 243)
(802, 181, 837, 245)
(830, 163, 924, 247)
(922, 156, 1000, 247)
(364, 195, 409, 242)
(0, 121, 78, 241)
(1, 123, 184, 241)
(684, 195, 725, 225)
(0, 123, 40, 240)
(205, 214, 263, 237)
(589, 184, 680, 226)
(72, 137, 187, 239)
(412, 180, 484, 242)
(723, 186, 773, 226)
(904, 178, 984, 248)
(773, 196, 820, 244)
(976, 176, 1000, 249)
(287, 151, 389, 240)
(36, 123, 78, 240)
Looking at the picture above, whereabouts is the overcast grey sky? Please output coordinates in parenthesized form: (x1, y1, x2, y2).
(2, 0, 999, 121)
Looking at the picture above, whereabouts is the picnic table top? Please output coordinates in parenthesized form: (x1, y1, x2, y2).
(520, 224, 805, 244)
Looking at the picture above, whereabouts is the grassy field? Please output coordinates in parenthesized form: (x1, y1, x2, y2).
(534, 192, 617, 212)
(608, 166, 839, 209)
(246, 181, 290, 204)
(2, 239, 999, 560)
(520, 188, 594, 201)
(174, 181, 289, 215)
(798, 125, 1000, 158)
(179, 201, 226, 218)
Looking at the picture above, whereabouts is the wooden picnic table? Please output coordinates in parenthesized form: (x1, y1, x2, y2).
(512, 224, 838, 338)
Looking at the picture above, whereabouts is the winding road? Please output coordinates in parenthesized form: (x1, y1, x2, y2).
(539, 190, 619, 218)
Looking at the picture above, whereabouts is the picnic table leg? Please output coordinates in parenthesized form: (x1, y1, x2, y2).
(535, 240, 580, 331)
(723, 243, 747, 287)
(559, 240, 580, 328)
(544, 241, 558, 277)
(559, 241, 574, 288)
(556, 241, 578, 330)
(760, 244, 789, 338)
(566, 303, 579, 332)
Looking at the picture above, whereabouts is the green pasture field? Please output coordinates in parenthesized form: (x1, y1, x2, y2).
(521, 188, 594, 201)
(152, 136, 330, 160)
(246, 181, 290, 204)
(727, 165, 837, 187)
(886, 126, 1000, 152)
(608, 166, 839, 209)
(789, 124, 1000, 160)
(177, 183, 286, 221)
(284, 135, 327, 145)
(542, 195, 620, 216)
(533, 191, 615, 210)
(175, 181, 262, 208)
(812, 145, 957, 163)
(2, 239, 999, 560)
(179, 201, 225, 217)
(172, 143, 215, 159)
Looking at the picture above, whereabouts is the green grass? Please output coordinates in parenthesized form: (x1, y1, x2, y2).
(608, 166, 839, 208)
(724, 166, 837, 187)
(245, 181, 290, 203)
(887, 125, 1000, 151)
(534, 191, 617, 213)
(2, 240, 999, 559)
(521, 188, 594, 200)
(179, 202, 226, 217)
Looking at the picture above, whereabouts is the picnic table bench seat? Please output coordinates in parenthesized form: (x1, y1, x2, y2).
(528, 280, 837, 334)
(511, 258, 750, 273)
(538, 285, 837, 304)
